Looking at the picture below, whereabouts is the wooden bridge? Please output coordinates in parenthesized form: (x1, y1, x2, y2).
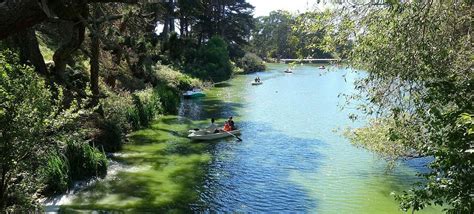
(280, 58, 341, 64)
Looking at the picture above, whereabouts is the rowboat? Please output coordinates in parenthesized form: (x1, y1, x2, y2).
(251, 81, 263, 85)
(188, 129, 241, 140)
(183, 89, 205, 98)
(284, 69, 293, 73)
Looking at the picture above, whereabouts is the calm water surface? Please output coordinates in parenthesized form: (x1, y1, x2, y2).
(185, 63, 438, 213)
(50, 63, 440, 213)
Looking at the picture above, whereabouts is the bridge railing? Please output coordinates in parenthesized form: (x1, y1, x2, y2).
(279, 59, 341, 64)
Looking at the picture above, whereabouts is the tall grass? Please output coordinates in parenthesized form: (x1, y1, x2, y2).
(65, 139, 107, 181)
(40, 152, 70, 194)
(39, 139, 108, 194)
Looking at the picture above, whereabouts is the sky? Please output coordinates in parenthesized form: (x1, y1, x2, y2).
(247, 0, 333, 17)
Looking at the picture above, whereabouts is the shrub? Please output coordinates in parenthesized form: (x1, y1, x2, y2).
(238, 52, 266, 73)
(101, 90, 137, 132)
(94, 119, 123, 152)
(155, 85, 180, 115)
(134, 88, 161, 126)
(152, 64, 202, 90)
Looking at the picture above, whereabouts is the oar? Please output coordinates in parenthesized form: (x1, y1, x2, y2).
(224, 130, 242, 142)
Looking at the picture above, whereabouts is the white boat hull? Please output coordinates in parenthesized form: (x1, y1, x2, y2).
(183, 89, 205, 98)
(188, 129, 241, 140)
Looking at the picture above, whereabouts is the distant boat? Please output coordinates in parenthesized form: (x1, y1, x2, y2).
(188, 129, 241, 140)
(318, 65, 326, 69)
(284, 68, 293, 73)
(183, 88, 205, 98)
(251, 81, 263, 85)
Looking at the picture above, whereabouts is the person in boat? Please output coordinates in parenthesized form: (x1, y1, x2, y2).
(257, 76, 261, 82)
(207, 118, 219, 133)
(227, 116, 235, 130)
(223, 121, 232, 132)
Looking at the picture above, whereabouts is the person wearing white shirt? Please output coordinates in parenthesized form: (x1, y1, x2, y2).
(207, 118, 218, 133)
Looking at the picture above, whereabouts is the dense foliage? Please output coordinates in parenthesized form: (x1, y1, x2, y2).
(186, 36, 234, 82)
(0, 50, 107, 211)
(237, 52, 266, 73)
(249, 10, 333, 60)
(0, 50, 54, 210)
(331, 1, 473, 213)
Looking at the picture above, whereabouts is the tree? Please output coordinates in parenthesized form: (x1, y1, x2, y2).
(187, 36, 233, 82)
(250, 10, 295, 59)
(333, 1, 473, 212)
(249, 10, 333, 60)
(190, 0, 254, 59)
(291, 11, 333, 59)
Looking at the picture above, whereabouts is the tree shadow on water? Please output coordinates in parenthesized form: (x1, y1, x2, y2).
(213, 82, 232, 88)
(179, 88, 245, 121)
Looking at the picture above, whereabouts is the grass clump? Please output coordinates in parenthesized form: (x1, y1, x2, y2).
(40, 152, 70, 195)
(65, 139, 107, 181)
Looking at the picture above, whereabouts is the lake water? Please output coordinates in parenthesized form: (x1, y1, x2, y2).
(47, 63, 440, 213)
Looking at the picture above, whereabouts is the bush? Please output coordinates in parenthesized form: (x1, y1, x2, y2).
(94, 119, 123, 152)
(238, 52, 266, 73)
(155, 85, 180, 114)
(102, 90, 137, 131)
(134, 88, 161, 126)
(151, 64, 202, 91)
(99, 90, 136, 151)
(65, 139, 107, 181)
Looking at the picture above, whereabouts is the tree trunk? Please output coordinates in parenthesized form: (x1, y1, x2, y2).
(51, 20, 86, 83)
(90, 6, 102, 107)
(179, 18, 185, 37)
(12, 28, 48, 75)
(168, 0, 175, 33)
(0, 164, 7, 210)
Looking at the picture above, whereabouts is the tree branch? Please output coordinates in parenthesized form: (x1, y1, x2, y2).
(0, 0, 149, 40)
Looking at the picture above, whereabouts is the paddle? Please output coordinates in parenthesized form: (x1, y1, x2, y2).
(224, 130, 242, 142)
